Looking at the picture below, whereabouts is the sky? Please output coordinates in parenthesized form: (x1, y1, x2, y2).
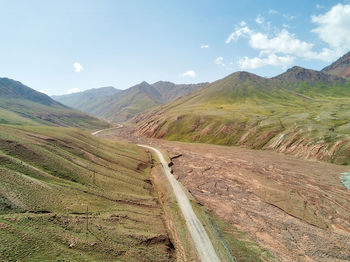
(0, 0, 350, 95)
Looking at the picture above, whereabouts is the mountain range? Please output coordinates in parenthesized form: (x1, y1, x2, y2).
(0, 78, 108, 129)
(1, 47, 350, 262)
(51, 86, 121, 113)
(133, 53, 350, 165)
(53, 81, 208, 122)
(2, 51, 350, 164)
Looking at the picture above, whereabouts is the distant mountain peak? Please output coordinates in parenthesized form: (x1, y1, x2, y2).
(229, 71, 267, 82)
(287, 66, 305, 71)
(152, 80, 175, 87)
(273, 66, 345, 84)
(322, 51, 350, 78)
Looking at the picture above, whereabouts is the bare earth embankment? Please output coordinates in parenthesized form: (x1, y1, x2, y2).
(100, 127, 350, 262)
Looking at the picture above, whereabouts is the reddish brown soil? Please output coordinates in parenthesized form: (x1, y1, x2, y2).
(100, 127, 350, 262)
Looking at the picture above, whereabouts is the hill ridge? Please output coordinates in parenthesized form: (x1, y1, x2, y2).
(0, 77, 63, 107)
(0, 77, 108, 129)
(133, 63, 350, 165)
(322, 51, 350, 78)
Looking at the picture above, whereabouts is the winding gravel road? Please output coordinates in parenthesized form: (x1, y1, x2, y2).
(91, 124, 123, 136)
(138, 144, 220, 262)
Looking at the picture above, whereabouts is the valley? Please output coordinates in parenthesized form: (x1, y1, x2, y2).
(3, 2, 350, 261)
(98, 125, 350, 262)
(0, 40, 349, 262)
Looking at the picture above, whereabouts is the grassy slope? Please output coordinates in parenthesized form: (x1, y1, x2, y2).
(134, 72, 350, 165)
(89, 83, 162, 123)
(0, 77, 109, 130)
(52, 87, 120, 114)
(0, 125, 172, 261)
(0, 98, 109, 130)
(104, 91, 161, 122)
(56, 82, 208, 123)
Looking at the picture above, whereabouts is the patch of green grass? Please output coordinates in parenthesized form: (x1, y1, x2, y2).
(0, 125, 172, 261)
(0, 97, 109, 130)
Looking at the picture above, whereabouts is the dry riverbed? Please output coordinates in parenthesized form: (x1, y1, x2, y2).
(100, 127, 350, 262)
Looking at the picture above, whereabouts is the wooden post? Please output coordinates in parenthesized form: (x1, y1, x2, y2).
(86, 205, 89, 231)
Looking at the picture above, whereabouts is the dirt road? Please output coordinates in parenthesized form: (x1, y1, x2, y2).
(91, 124, 123, 135)
(138, 144, 221, 262)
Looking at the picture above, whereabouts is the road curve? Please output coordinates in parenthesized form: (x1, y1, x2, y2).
(138, 144, 221, 262)
(91, 124, 123, 136)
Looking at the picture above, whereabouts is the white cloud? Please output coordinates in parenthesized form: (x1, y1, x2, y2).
(67, 88, 81, 94)
(180, 70, 196, 78)
(268, 9, 295, 20)
(255, 14, 264, 24)
(225, 4, 350, 70)
(214, 57, 234, 71)
(225, 25, 252, 43)
(227, 22, 339, 62)
(73, 62, 83, 73)
(284, 14, 295, 21)
(201, 44, 209, 49)
(38, 89, 52, 95)
(316, 4, 324, 9)
(249, 29, 313, 57)
(214, 56, 224, 65)
(311, 3, 350, 54)
(239, 54, 295, 69)
(239, 21, 247, 26)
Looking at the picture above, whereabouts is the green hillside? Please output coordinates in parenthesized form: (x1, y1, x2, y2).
(96, 81, 163, 122)
(0, 125, 172, 261)
(0, 78, 109, 130)
(53, 81, 208, 123)
(52, 86, 121, 113)
(134, 68, 350, 165)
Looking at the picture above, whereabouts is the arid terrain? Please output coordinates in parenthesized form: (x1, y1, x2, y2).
(100, 126, 350, 262)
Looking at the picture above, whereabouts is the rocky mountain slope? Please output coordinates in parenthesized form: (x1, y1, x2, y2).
(133, 66, 350, 165)
(322, 51, 350, 78)
(274, 66, 346, 84)
(52, 86, 120, 113)
(151, 81, 209, 103)
(53, 81, 208, 122)
(93, 81, 164, 122)
(0, 77, 108, 129)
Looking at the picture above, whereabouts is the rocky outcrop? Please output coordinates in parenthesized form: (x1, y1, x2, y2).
(133, 112, 350, 165)
(273, 66, 346, 84)
(322, 51, 350, 78)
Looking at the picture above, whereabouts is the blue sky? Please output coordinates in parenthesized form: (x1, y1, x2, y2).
(0, 0, 350, 95)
